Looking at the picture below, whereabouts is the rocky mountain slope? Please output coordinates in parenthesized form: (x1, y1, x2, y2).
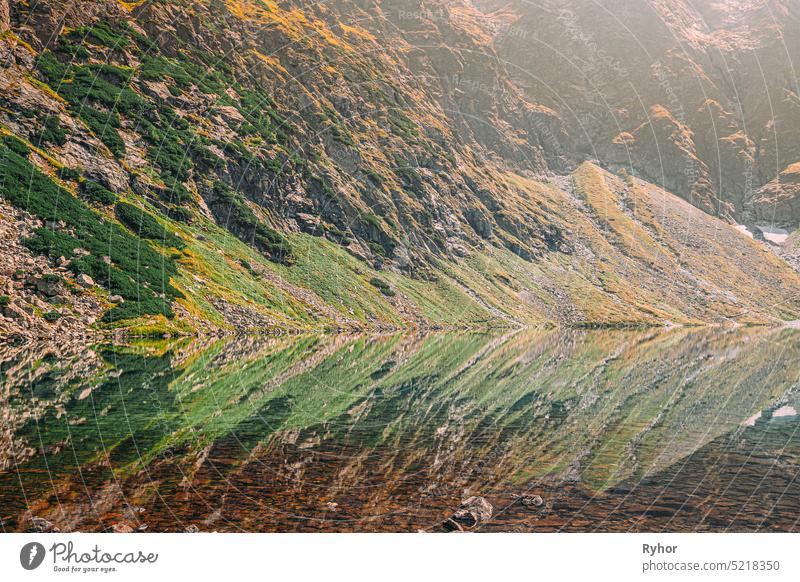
(477, 0, 800, 226)
(1, 0, 799, 336)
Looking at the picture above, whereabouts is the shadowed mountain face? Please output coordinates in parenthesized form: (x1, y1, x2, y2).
(477, 0, 800, 227)
(2, 327, 800, 532)
(1, 0, 800, 334)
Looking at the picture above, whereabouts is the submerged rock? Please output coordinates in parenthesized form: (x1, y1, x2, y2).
(520, 494, 544, 508)
(441, 496, 493, 531)
(29, 516, 56, 532)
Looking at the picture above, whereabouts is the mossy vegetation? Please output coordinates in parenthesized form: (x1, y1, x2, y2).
(367, 241, 386, 257)
(79, 106, 126, 157)
(0, 141, 182, 323)
(140, 53, 230, 96)
(57, 166, 81, 182)
(3, 3, 796, 337)
(66, 22, 131, 50)
(35, 115, 67, 146)
(115, 201, 185, 249)
(387, 108, 418, 138)
(320, 105, 354, 146)
(236, 87, 287, 144)
(2, 134, 30, 156)
(210, 181, 294, 264)
(360, 211, 382, 229)
(369, 277, 395, 297)
(80, 179, 118, 205)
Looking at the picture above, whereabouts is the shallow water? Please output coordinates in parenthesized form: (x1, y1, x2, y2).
(1, 327, 799, 532)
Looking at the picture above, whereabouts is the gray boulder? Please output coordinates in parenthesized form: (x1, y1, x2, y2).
(76, 274, 95, 288)
(442, 496, 493, 531)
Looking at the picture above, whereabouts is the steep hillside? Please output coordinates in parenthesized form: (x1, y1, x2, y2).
(478, 0, 800, 227)
(1, 0, 799, 336)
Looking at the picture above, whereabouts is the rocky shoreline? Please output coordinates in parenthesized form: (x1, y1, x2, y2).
(0, 200, 107, 342)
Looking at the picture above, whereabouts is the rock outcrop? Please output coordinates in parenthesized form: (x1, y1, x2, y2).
(478, 0, 800, 226)
(751, 163, 800, 228)
(1, 1, 10, 33)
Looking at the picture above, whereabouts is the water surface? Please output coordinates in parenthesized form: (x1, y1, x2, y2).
(1, 327, 799, 532)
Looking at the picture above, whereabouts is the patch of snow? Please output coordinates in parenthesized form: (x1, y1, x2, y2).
(744, 411, 761, 426)
(734, 224, 753, 238)
(745, 405, 797, 426)
(757, 225, 789, 245)
(773, 405, 797, 418)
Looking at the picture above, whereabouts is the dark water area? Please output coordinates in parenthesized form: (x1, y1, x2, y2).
(1, 327, 799, 532)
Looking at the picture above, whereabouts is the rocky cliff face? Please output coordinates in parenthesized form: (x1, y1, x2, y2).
(477, 0, 800, 227)
(0, 0, 799, 335)
(0, 1, 9, 33)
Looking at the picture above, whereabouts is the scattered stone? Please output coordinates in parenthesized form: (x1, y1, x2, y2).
(0, 4, 10, 35)
(442, 496, 493, 531)
(520, 494, 544, 508)
(0, 200, 105, 339)
(5, 305, 26, 319)
(31, 296, 50, 309)
(295, 212, 321, 233)
(35, 276, 61, 297)
(76, 273, 95, 288)
(108, 295, 124, 304)
(112, 523, 135, 533)
(30, 516, 55, 532)
(185, 524, 200, 533)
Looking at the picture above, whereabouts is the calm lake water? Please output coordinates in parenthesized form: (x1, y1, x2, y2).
(1, 327, 799, 532)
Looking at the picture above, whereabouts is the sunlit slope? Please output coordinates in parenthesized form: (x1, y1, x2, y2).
(2, 1, 800, 334)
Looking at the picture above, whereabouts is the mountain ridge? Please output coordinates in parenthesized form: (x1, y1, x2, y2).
(476, 0, 800, 225)
(1, 0, 799, 337)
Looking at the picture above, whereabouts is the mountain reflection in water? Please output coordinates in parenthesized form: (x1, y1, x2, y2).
(1, 327, 799, 532)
